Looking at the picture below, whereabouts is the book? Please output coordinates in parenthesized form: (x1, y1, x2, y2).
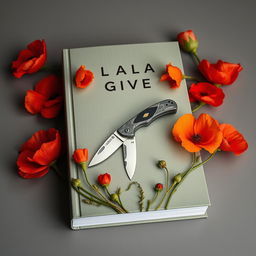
(63, 42, 210, 230)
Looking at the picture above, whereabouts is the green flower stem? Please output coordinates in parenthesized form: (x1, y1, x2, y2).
(153, 166, 171, 211)
(81, 167, 109, 203)
(79, 165, 126, 213)
(104, 186, 112, 198)
(51, 162, 65, 181)
(192, 102, 206, 113)
(72, 185, 108, 207)
(40, 65, 52, 72)
(78, 185, 109, 205)
(164, 151, 217, 209)
(105, 186, 129, 213)
(191, 52, 201, 65)
(117, 194, 129, 213)
(183, 75, 201, 82)
(146, 191, 159, 211)
(96, 188, 127, 214)
(164, 167, 169, 189)
(154, 182, 177, 210)
(214, 83, 222, 88)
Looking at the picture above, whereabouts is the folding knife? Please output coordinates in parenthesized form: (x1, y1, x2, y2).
(88, 99, 178, 179)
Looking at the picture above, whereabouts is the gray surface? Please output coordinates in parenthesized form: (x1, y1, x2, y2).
(0, 0, 255, 255)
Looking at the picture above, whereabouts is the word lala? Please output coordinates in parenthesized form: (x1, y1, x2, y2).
(101, 64, 155, 92)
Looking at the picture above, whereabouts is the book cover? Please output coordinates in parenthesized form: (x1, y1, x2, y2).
(63, 42, 210, 229)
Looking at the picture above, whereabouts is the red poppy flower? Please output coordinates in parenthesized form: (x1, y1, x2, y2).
(160, 64, 183, 89)
(17, 128, 61, 178)
(98, 173, 111, 187)
(75, 65, 94, 88)
(25, 75, 63, 119)
(172, 113, 223, 153)
(12, 40, 47, 78)
(198, 59, 243, 85)
(219, 124, 248, 155)
(177, 30, 199, 53)
(73, 148, 88, 164)
(189, 82, 225, 107)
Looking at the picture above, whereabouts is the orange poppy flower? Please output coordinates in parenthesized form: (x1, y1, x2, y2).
(172, 113, 223, 153)
(17, 128, 61, 178)
(73, 148, 88, 164)
(160, 64, 183, 89)
(75, 65, 94, 88)
(25, 75, 63, 118)
(219, 124, 248, 155)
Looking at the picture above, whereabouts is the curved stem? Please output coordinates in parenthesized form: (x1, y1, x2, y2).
(192, 102, 206, 113)
(154, 182, 176, 210)
(183, 75, 202, 82)
(191, 52, 201, 65)
(146, 191, 159, 211)
(164, 167, 169, 191)
(164, 151, 217, 209)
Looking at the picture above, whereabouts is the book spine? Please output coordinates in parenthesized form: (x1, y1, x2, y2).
(63, 49, 82, 228)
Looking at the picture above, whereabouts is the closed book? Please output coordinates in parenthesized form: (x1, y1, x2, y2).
(63, 42, 210, 230)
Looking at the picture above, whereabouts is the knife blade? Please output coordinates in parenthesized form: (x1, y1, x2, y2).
(88, 99, 177, 179)
(122, 137, 136, 179)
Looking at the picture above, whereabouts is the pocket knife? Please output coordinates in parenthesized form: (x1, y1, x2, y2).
(88, 99, 178, 179)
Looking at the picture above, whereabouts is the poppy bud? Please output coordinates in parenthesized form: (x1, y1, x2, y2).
(155, 183, 164, 192)
(173, 174, 182, 183)
(177, 30, 199, 54)
(110, 193, 119, 202)
(71, 178, 81, 188)
(158, 160, 167, 169)
(98, 173, 111, 187)
(72, 149, 88, 171)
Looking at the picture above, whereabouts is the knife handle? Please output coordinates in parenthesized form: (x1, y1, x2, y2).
(117, 99, 177, 138)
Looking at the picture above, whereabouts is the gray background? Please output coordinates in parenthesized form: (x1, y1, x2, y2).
(0, 0, 255, 255)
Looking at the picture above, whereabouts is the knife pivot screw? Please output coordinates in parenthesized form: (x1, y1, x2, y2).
(125, 128, 130, 133)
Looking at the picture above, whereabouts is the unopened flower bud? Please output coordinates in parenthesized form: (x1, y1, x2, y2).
(155, 183, 164, 192)
(71, 178, 81, 188)
(110, 193, 119, 202)
(173, 174, 182, 183)
(177, 30, 199, 54)
(158, 160, 167, 169)
(98, 173, 111, 187)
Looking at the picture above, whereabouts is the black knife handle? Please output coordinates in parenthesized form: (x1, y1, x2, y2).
(117, 99, 177, 138)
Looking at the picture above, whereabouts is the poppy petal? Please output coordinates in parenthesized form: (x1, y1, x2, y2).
(25, 90, 47, 114)
(35, 75, 62, 98)
(20, 128, 59, 152)
(220, 124, 248, 155)
(160, 73, 170, 82)
(18, 169, 49, 179)
(40, 96, 63, 118)
(17, 150, 49, 174)
(194, 114, 223, 153)
(172, 114, 195, 142)
(32, 131, 61, 165)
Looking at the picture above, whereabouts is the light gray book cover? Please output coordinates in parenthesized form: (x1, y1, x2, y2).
(63, 42, 210, 229)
